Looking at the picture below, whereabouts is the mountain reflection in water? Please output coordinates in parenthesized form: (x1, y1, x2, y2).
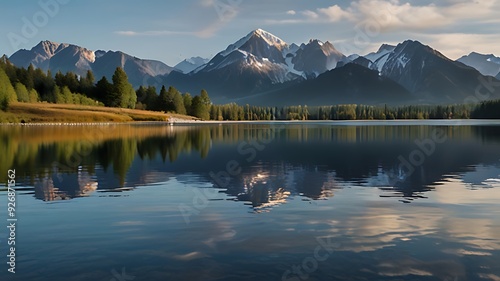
(1, 121, 500, 281)
(2, 121, 500, 209)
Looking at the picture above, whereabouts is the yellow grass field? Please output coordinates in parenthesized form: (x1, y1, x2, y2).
(0, 102, 197, 123)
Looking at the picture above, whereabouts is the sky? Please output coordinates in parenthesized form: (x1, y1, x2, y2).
(1, 0, 499, 66)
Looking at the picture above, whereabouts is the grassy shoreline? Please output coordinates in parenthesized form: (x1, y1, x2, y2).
(3, 103, 500, 125)
(0, 102, 197, 123)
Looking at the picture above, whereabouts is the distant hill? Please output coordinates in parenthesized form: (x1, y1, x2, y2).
(238, 63, 414, 106)
(173, 57, 209, 74)
(457, 52, 500, 77)
(9, 41, 174, 88)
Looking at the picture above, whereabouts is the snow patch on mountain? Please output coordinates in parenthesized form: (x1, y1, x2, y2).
(285, 57, 307, 79)
(397, 54, 410, 68)
(363, 44, 396, 72)
(254, 28, 287, 50)
(373, 54, 390, 72)
(365, 49, 392, 64)
(183, 29, 345, 84)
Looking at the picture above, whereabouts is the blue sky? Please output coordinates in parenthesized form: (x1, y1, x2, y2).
(1, 0, 499, 66)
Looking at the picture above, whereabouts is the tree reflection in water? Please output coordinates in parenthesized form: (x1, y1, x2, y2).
(1, 122, 500, 206)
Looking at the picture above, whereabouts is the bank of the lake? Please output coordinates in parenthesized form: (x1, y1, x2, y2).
(0, 102, 197, 123)
(4, 102, 500, 126)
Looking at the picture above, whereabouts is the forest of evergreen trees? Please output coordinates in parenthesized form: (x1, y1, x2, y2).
(0, 56, 212, 119)
(1, 55, 500, 121)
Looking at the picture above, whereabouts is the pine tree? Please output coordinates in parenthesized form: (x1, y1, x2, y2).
(95, 76, 113, 105)
(14, 82, 30, 102)
(54, 86, 64, 104)
(165, 86, 177, 112)
(0, 56, 17, 85)
(111, 67, 136, 108)
(54, 71, 65, 87)
(144, 86, 158, 111)
(200, 89, 211, 106)
(183, 93, 193, 115)
(28, 89, 39, 103)
(62, 86, 74, 104)
(158, 85, 169, 112)
(0, 67, 16, 110)
(85, 70, 95, 85)
(191, 95, 209, 120)
(173, 90, 186, 115)
(80, 70, 95, 97)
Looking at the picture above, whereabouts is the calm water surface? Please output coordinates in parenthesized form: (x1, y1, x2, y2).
(1, 121, 500, 281)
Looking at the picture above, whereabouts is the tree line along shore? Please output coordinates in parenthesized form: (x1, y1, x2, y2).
(2, 56, 500, 123)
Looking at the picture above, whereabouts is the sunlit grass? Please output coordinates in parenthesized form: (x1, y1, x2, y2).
(0, 102, 195, 123)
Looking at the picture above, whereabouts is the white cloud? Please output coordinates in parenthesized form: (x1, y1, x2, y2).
(302, 10, 319, 20)
(261, 0, 499, 58)
(318, 5, 355, 22)
(116, 31, 138, 36)
(269, 0, 500, 32)
(350, 1, 449, 31)
(286, 10, 296, 15)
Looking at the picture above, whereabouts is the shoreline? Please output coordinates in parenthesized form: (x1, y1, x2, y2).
(3, 119, 500, 126)
(0, 102, 197, 124)
(2, 104, 500, 126)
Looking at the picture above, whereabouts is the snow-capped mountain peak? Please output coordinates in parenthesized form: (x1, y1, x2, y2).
(367, 39, 491, 100)
(221, 28, 288, 57)
(253, 28, 287, 50)
(364, 40, 446, 73)
(192, 29, 347, 85)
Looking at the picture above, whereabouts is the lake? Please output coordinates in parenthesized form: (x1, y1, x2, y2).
(1, 121, 500, 281)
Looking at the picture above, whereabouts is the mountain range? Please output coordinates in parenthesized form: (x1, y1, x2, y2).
(6, 29, 500, 106)
(9, 41, 174, 87)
